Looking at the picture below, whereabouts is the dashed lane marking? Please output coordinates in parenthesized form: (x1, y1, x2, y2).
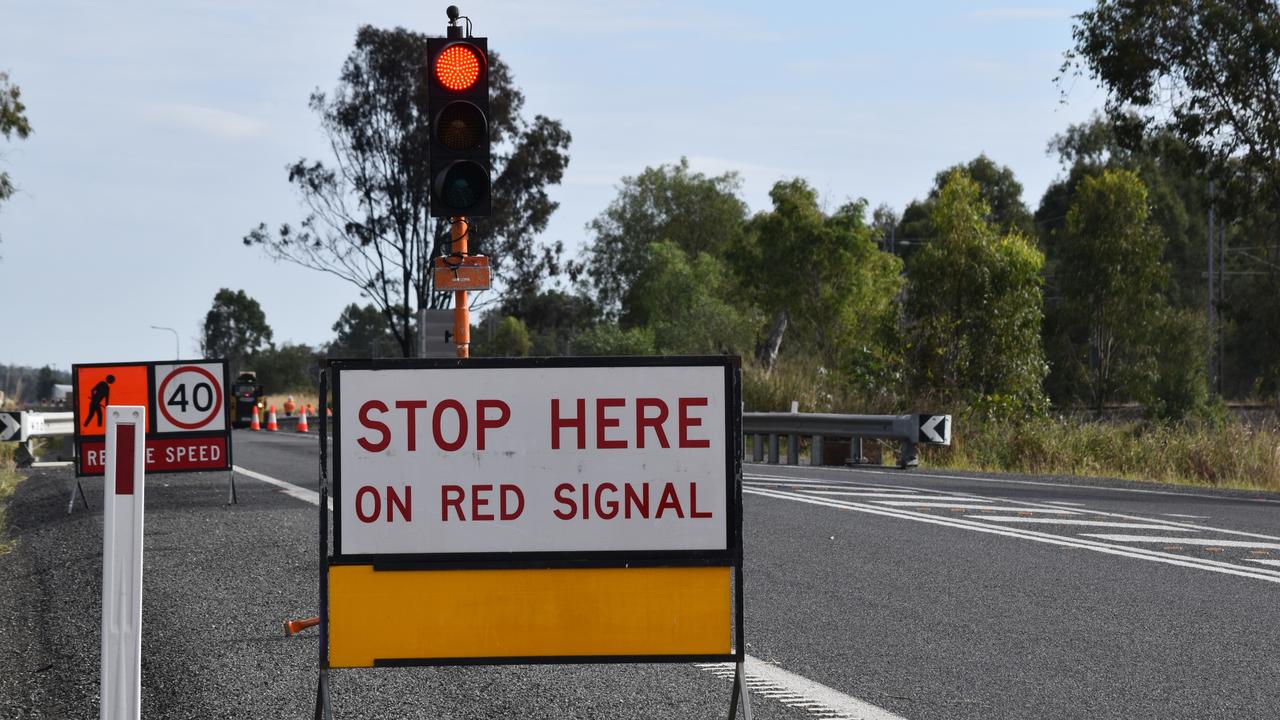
(1163, 513, 1210, 519)
(1246, 559, 1280, 567)
(966, 517, 1197, 530)
(798, 492, 959, 500)
(746, 486, 1280, 584)
(696, 657, 907, 720)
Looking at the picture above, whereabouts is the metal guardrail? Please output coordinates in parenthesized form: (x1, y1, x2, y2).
(22, 411, 74, 440)
(743, 412, 951, 469)
(1, 411, 75, 467)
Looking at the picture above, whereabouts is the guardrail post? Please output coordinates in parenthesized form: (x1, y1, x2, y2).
(768, 434, 779, 464)
(786, 434, 799, 465)
(752, 434, 763, 462)
(810, 436, 823, 466)
(850, 437, 864, 465)
(898, 439, 919, 469)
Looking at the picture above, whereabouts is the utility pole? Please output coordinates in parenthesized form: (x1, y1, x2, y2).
(1206, 180, 1215, 397)
(1217, 223, 1226, 395)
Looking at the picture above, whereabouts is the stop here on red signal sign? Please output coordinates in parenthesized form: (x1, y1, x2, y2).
(334, 364, 732, 558)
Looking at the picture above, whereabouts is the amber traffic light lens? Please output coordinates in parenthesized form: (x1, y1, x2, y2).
(435, 44, 482, 91)
(436, 102, 486, 151)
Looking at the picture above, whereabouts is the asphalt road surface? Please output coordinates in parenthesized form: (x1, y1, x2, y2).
(2, 428, 1278, 719)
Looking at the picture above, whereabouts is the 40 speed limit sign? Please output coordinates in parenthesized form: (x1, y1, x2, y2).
(72, 359, 232, 477)
(156, 364, 225, 432)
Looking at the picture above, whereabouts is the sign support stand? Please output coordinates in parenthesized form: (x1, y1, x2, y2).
(727, 662, 753, 720)
(314, 358, 746, 717)
(226, 471, 238, 505)
(315, 370, 333, 720)
(66, 477, 89, 515)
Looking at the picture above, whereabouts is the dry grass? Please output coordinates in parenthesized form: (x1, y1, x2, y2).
(923, 415, 1280, 492)
(0, 443, 22, 554)
(747, 358, 1280, 492)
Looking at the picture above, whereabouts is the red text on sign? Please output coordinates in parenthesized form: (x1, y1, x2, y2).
(550, 397, 711, 450)
(357, 399, 512, 453)
(440, 484, 526, 521)
(354, 485, 412, 523)
(552, 481, 714, 520)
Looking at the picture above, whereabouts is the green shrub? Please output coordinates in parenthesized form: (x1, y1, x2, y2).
(572, 324, 656, 356)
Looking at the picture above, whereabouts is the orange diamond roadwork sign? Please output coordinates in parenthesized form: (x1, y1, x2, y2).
(432, 254, 491, 291)
(72, 359, 231, 477)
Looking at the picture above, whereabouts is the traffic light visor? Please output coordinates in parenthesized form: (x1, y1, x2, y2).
(435, 101, 487, 151)
(435, 161, 490, 211)
(435, 43, 483, 91)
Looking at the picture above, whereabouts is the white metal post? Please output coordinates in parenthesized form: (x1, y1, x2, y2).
(101, 406, 146, 720)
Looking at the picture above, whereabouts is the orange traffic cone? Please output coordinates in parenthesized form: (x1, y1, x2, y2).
(296, 407, 309, 433)
(283, 616, 320, 636)
(266, 405, 279, 432)
(249, 405, 261, 431)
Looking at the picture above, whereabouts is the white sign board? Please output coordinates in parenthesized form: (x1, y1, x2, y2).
(334, 363, 733, 557)
(153, 363, 227, 434)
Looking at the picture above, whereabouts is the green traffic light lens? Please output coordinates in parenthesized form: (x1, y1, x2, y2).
(435, 101, 487, 151)
(436, 161, 489, 210)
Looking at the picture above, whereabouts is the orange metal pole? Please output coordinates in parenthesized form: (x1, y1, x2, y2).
(451, 216, 470, 358)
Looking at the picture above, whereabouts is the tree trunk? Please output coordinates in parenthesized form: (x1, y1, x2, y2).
(756, 311, 788, 373)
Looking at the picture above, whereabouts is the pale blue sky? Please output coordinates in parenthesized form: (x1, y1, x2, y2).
(1, 1, 1104, 368)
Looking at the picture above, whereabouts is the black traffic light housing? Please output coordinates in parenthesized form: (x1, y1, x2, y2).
(427, 34, 491, 217)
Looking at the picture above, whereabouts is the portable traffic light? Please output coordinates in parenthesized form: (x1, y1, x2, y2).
(427, 35, 491, 217)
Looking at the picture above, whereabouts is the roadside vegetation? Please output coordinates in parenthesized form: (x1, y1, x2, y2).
(193, 5, 1280, 492)
(0, 443, 22, 554)
(927, 415, 1280, 492)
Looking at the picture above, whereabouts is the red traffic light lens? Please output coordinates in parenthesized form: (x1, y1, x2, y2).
(435, 44, 482, 91)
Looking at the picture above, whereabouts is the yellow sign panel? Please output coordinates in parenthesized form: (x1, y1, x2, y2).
(328, 565, 732, 668)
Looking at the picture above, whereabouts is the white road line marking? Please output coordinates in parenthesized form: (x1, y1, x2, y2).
(800, 492, 954, 499)
(1162, 513, 1210, 519)
(749, 467, 1280, 542)
(1082, 535, 1280, 550)
(868, 501, 1005, 510)
(1246, 558, 1280, 567)
(1042, 501, 1085, 506)
(966, 517, 1196, 530)
(754, 463, 1280, 505)
(696, 657, 907, 720)
(746, 487, 1280, 583)
(743, 481, 895, 490)
(232, 465, 332, 511)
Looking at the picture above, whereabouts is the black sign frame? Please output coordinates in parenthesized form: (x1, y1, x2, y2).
(71, 359, 232, 477)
